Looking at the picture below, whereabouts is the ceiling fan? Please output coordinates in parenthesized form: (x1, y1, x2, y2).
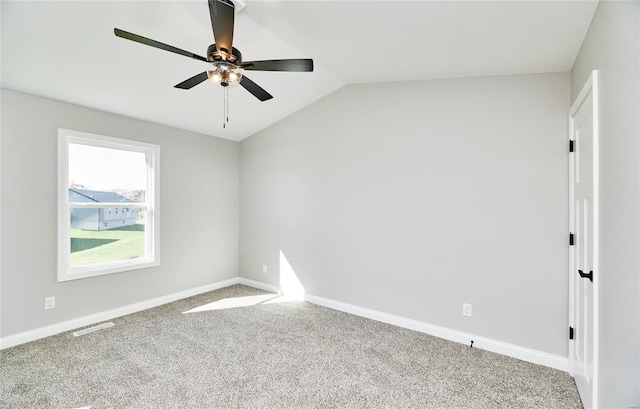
(114, 0, 313, 103)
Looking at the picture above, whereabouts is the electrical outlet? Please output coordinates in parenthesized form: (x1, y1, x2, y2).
(262, 264, 268, 274)
(462, 303, 472, 317)
(44, 296, 55, 310)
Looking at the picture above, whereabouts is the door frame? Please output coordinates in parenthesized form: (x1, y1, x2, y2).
(568, 69, 599, 407)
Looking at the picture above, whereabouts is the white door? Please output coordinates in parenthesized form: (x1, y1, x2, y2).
(569, 71, 599, 408)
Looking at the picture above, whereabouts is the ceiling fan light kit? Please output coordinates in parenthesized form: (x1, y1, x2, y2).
(114, 0, 313, 127)
(207, 69, 242, 88)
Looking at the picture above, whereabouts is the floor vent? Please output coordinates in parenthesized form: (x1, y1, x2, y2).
(73, 322, 114, 337)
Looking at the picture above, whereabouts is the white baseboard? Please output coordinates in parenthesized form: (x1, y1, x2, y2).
(238, 277, 281, 294)
(0, 277, 240, 350)
(304, 293, 568, 372)
(2, 277, 569, 373)
(236, 278, 568, 371)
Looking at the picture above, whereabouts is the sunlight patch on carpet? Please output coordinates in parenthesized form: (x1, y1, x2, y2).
(182, 294, 280, 313)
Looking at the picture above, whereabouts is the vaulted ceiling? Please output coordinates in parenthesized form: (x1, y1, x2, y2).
(1, 1, 598, 141)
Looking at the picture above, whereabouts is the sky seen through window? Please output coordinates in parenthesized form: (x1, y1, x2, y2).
(68, 143, 146, 192)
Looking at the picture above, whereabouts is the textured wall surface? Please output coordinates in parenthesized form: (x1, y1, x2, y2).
(1, 89, 240, 337)
(240, 73, 570, 356)
(571, 1, 640, 406)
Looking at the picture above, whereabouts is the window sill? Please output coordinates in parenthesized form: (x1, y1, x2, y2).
(58, 259, 160, 282)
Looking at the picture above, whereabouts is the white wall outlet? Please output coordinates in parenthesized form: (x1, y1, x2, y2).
(462, 303, 472, 317)
(44, 296, 55, 310)
(262, 264, 268, 274)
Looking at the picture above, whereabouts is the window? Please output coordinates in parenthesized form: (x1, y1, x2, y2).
(58, 129, 160, 282)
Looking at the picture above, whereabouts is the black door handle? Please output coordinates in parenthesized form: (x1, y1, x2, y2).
(578, 269, 593, 282)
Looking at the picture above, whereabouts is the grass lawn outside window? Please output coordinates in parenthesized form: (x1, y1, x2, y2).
(70, 223, 145, 267)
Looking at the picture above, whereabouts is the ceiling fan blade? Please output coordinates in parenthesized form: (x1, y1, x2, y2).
(239, 75, 273, 102)
(208, 0, 235, 58)
(114, 28, 207, 62)
(174, 72, 209, 89)
(240, 59, 314, 72)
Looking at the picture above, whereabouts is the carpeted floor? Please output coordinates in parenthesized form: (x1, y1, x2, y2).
(1, 285, 582, 408)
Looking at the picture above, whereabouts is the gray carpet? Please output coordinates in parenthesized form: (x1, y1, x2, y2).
(1, 285, 582, 408)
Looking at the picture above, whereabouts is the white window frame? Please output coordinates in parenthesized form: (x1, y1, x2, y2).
(58, 129, 160, 282)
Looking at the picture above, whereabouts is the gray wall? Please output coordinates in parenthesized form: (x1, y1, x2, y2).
(240, 73, 570, 356)
(570, 1, 640, 406)
(1, 89, 239, 337)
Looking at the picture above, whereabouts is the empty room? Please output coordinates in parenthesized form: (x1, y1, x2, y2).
(1, 0, 638, 408)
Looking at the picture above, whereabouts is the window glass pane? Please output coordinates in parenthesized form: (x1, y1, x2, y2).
(69, 207, 146, 268)
(59, 129, 159, 281)
(68, 143, 146, 202)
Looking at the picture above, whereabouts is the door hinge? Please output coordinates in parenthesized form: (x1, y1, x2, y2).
(569, 233, 574, 246)
(578, 269, 594, 282)
(569, 326, 574, 340)
(569, 140, 575, 152)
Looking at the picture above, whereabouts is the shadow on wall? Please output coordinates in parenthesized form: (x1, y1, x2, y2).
(182, 250, 305, 313)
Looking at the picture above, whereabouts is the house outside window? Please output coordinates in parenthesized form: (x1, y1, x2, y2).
(58, 129, 160, 282)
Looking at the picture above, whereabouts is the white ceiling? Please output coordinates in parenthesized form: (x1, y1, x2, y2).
(1, 1, 598, 142)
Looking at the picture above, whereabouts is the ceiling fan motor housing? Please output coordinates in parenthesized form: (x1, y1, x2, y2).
(114, 0, 312, 102)
(207, 44, 242, 64)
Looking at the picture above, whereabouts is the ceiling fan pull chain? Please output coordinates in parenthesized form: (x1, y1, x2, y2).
(222, 88, 227, 129)
(114, 0, 313, 130)
(226, 87, 230, 124)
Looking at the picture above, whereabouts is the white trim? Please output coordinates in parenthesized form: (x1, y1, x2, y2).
(57, 129, 161, 282)
(0, 277, 240, 349)
(304, 293, 568, 372)
(591, 71, 600, 409)
(238, 277, 281, 294)
(3, 276, 568, 372)
(570, 73, 594, 117)
(568, 70, 599, 407)
(238, 278, 568, 371)
(568, 105, 576, 376)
